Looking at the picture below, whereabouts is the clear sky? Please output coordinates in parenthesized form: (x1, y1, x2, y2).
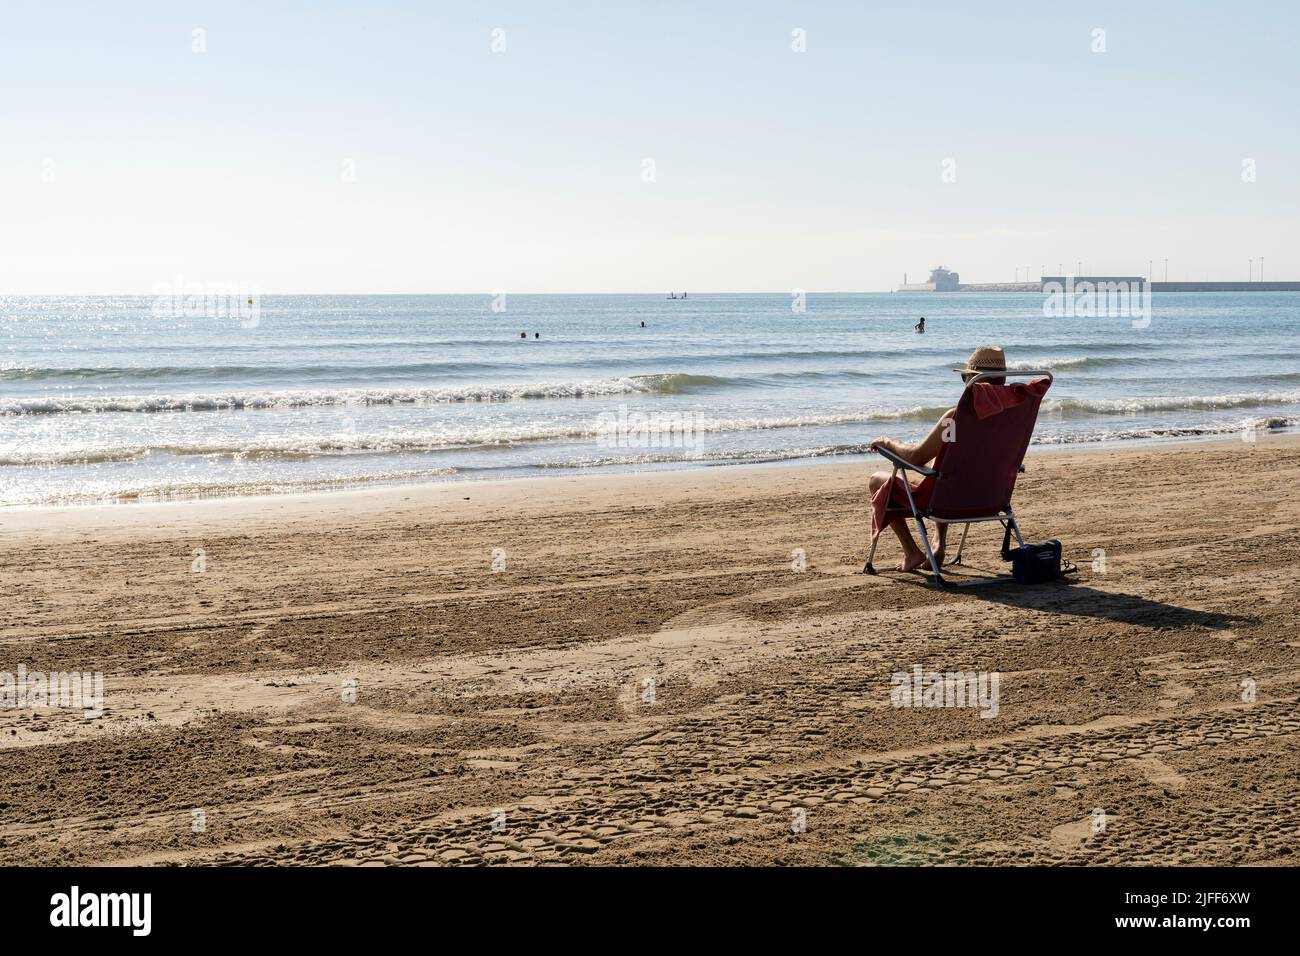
(2, 1, 1297, 293)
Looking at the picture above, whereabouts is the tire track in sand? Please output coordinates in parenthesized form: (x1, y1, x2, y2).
(193, 698, 1298, 866)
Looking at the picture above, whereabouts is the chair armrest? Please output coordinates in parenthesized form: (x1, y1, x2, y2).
(873, 445, 939, 478)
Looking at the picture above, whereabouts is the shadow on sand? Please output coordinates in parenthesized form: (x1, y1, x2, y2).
(932, 568, 1251, 631)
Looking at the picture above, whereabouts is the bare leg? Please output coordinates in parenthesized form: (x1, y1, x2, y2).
(871, 471, 927, 571)
(890, 516, 927, 571)
(896, 518, 948, 573)
(872, 471, 947, 572)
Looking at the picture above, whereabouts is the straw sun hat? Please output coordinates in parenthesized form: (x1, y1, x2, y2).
(952, 345, 1008, 376)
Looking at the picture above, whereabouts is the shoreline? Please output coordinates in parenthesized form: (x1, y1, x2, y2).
(5, 426, 1296, 517)
(5, 432, 1296, 536)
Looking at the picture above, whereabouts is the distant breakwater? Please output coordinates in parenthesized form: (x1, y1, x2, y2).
(897, 280, 1300, 293)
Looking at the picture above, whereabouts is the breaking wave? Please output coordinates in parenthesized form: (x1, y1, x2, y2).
(0, 373, 731, 415)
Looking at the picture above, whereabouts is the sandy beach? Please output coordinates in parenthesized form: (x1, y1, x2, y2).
(1, 436, 1297, 867)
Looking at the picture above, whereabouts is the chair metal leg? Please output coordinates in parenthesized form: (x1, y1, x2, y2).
(912, 516, 945, 585)
(895, 474, 945, 585)
(950, 522, 971, 566)
(940, 510, 1022, 587)
(863, 526, 882, 573)
(863, 466, 897, 574)
(1005, 508, 1026, 548)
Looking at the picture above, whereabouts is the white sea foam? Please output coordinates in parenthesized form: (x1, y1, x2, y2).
(1043, 390, 1300, 416)
(1007, 356, 1092, 370)
(0, 378, 659, 415)
(0, 410, 905, 465)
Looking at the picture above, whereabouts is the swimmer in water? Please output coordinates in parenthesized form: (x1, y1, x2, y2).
(915, 317, 926, 334)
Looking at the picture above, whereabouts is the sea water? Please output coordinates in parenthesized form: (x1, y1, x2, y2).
(2, 292, 1297, 505)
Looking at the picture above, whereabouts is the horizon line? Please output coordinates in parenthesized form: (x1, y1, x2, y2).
(1, 290, 902, 297)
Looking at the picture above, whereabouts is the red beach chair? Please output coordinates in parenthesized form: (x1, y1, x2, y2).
(863, 370, 1053, 586)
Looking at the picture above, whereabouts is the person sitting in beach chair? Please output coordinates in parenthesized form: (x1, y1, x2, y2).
(864, 345, 1052, 585)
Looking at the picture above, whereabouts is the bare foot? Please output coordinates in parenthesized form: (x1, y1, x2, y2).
(900, 548, 942, 573)
(899, 550, 927, 572)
